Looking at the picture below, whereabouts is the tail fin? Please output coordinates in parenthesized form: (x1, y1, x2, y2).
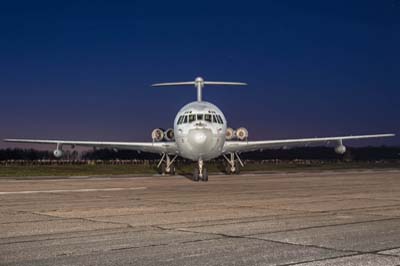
(151, 76, 247, 102)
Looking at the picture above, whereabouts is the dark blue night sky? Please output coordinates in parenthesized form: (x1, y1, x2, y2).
(1, 0, 399, 148)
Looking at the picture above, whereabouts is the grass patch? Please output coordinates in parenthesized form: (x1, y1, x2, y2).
(0, 164, 156, 178)
(0, 161, 399, 179)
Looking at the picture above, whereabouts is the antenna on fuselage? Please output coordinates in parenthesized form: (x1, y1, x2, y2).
(151, 77, 247, 102)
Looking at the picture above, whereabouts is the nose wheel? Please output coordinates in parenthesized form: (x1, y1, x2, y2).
(193, 159, 208, 182)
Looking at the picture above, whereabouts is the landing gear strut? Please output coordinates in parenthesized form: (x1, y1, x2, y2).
(193, 159, 208, 182)
(223, 152, 244, 174)
(157, 153, 177, 175)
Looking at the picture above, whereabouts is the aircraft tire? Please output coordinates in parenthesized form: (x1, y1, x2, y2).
(170, 166, 176, 175)
(225, 165, 231, 175)
(160, 163, 166, 175)
(202, 168, 208, 182)
(235, 161, 241, 175)
(193, 168, 199, 182)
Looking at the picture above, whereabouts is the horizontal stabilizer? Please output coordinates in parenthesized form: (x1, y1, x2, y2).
(151, 76, 247, 101)
(151, 81, 247, 87)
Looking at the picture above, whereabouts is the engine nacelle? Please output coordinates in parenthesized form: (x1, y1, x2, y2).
(164, 128, 175, 141)
(236, 127, 248, 141)
(53, 149, 63, 158)
(151, 128, 164, 142)
(334, 145, 346, 154)
(226, 128, 235, 140)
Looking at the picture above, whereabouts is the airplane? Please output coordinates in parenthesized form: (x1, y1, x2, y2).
(4, 77, 395, 181)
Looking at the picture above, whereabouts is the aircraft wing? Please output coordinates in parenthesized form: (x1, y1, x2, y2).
(223, 134, 395, 154)
(3, 139, 178, 154)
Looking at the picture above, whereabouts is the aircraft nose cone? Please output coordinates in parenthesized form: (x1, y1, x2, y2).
(185, 128, 215, 159)
(188, 129, 212, 149)
(193, 131, 207, 144)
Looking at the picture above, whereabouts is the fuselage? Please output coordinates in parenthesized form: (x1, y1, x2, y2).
(174, 101, 227, 161)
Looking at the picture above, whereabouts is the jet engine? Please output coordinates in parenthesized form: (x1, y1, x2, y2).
(53, 149, 63, 158)
(334, 145, 346, 154)
(151, 128, 164, 142)
(164, 128, 175, 141)
(236, 127, 248, 141)
(226, 128, 235, 140)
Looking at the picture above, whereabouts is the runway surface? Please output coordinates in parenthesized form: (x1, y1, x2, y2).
(1, 169, 400, 265)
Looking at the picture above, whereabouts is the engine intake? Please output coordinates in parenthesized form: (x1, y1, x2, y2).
(164, 128, 175, 141)
(226, 128, 235, 140)
(151, 128, 164, 142)
(236, 127, 248, 141)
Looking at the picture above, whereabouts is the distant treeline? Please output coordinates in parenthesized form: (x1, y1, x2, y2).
(241, 146, 400, 161)
(0, 147, 399, 161)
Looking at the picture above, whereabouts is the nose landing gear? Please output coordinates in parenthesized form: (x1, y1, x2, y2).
(193, 159, 208, 182)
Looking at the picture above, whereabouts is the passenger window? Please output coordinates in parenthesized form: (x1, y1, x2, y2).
(212, 115, 217, 123)
(197, 114, 203, 120)
(183, 116, 188, 123)
(189, 114, 196, 123)
(205, 114, 212, 122)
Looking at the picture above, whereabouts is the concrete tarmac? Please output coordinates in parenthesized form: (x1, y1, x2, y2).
(1, 170, 400, 265)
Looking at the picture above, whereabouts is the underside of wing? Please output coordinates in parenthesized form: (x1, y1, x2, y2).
(3, 139, 178, 154)
(223, 134, 395, 154)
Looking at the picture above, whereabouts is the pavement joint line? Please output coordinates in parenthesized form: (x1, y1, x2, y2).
(110, 243, 170, 252)
(3, 202, 398, 219)
(353, 212, 400, 218)
(1, 197, 147, 207)
(341, 197, 400, 202)
(107, 235, 223, 253)
(173, 215, 389, 234)
(33, 205, 303, 220)
(3, 214, 128, 230)
(0, 227, 156, 246)
(0, 187, 147, 195)
(279, 197, 400, 205)
(373, 252, 400, 258)
(67, 216, 136, 230)
(280, 203, 400, 213)
(161, 209, 400, 231)
(155, 224, 360, 255)
(0, 218, 64, 225)
(53, 208, 303, 223)
(30, 211, 134, 230)
(278, 253, 369, 266)
(115, 207, 380, 230)
(159, 213, 319, 229)
(241, 216, 400, 237)
(280, 251, 400, 266)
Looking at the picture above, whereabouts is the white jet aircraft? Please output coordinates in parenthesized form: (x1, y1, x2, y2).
(4, 77, 395, 181)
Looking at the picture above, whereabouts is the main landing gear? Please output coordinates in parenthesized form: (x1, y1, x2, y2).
(157, 153, 178, 175)
(223, 152, 244, 174)
(193, 159, 208, 182)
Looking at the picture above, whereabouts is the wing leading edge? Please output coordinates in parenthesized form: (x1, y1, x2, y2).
(223, 133, 395, 154)
(3, 139, 178, 154)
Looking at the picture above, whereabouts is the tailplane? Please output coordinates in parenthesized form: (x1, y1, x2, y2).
(152, 76, 247, 102)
